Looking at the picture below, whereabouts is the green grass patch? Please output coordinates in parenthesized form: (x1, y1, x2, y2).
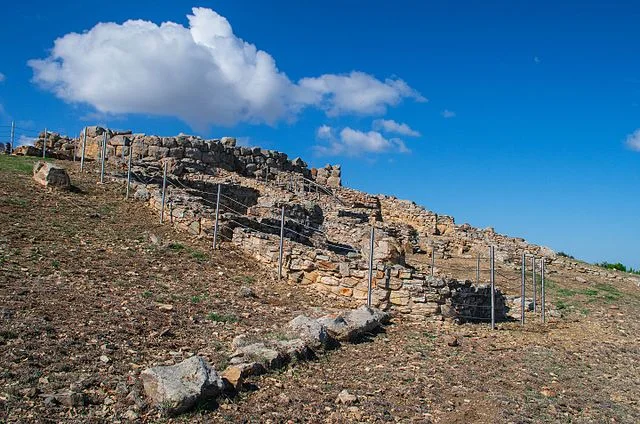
(556, 287, 577, 297)
(189, 249, 208, 263)
(0, 197, 29, 208)
(594, 283, 623, 302)
(206, 312, 239, 323)
(166, 242, 208, 263)
(422, 331, 437, 340)
(190, 294, 206, 304)
(167, 242, 185, 251)
(0, 155, 51, 175)
(142, 290, 153, 299)
(232, 275, 255, 284)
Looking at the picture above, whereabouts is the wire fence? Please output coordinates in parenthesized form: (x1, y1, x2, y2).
(9, 125, 553, 328)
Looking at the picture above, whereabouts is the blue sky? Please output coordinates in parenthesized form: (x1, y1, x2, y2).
(1, 1, 639, 268)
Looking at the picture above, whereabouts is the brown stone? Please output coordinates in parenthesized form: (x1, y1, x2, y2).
(338, 287, 353, 297)
(33, 162, 70, 189)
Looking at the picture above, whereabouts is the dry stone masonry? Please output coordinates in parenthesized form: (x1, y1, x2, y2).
(20, 125, 557, 320)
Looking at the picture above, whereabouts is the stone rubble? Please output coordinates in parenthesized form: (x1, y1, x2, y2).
(139, 305, 390, 416)
(140, 356, 223, 416)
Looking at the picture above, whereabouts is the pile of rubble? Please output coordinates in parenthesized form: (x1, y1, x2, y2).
(141, 306, 389, 416)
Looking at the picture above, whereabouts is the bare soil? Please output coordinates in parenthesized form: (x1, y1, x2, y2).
(1, 156, 639, 423)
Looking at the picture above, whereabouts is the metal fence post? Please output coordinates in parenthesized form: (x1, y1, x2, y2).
(532, 256, 537, 313)
(42, 128, 47, 158)
(10, 121, 15, 154)
(521, 253, 526, 325)
(490, 246, 495, 330)
(160, 161, 167, 223)
(541, 258, 546, 323)
(367, 225, 375, 307)
(431, 248, 435, 277)
(100, 131, 107, 183)
(80, 127, 87, 172)
(213, 184, 221, 249)
(125, 145, 133, 199)
(278, 206, 285, 279)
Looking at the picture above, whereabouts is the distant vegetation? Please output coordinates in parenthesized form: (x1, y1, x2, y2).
(596, 262, 640, 275)
(557, 250, 640, 276)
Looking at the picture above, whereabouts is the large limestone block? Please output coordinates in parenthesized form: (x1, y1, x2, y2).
(33, 162, 70, 189)
(361, 231, 406, 265)
(140, 356, 223, 416)
(318, 306, 390, 342)
(287, 315, 333, 349)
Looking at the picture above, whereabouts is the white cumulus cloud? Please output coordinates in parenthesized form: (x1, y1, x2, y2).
(625, 129, 640, 151)
(315, 126, 410, 156)
(316, 125, 333, 140)
(299, 72, 425, 117)
(28, 7, 424, 130)
(372, 119, 420, 137)
(442, 109, 456, 118)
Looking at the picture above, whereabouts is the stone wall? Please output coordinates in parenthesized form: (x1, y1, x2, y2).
(311, 164, 342, 188)
(231, 227, 504, 321)
(378, 195, 455, 237)
(71, 127, 342, 187)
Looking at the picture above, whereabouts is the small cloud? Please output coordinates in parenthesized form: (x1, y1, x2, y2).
(17, 135, 36, 147)
(534, 56, 541, 64)
(625, 129, 640, 151)
(442, 109, 456, 119)
(316, 125, 333, 140)
(372, 119, 420, 137)
(0, 72, 5, 82)
(314, 126, 410, 157)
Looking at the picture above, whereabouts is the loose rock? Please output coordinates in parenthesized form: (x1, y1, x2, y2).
(140, 356, 223, 416)
(33, 162, 71, 189)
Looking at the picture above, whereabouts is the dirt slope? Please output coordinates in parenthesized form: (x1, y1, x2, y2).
(1, 156, 639, 423)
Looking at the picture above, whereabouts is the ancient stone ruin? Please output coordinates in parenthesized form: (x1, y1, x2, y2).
(19, 126, 560, 320)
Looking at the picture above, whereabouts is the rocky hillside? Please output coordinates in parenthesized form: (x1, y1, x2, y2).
(1, 154, 639, 422)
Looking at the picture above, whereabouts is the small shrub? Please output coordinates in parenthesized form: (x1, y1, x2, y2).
(190, 250, 208, 262)
(557, 251, 575, 259)
(207, 312, 238, 323)
(142, 290, 153, 299)
(232, 275, 255, 284)
(190, 295, 205, 304)
(168, 242, 184, 251)
(51, 260, 60, 269)
(557, 288, 577, 297)
(597, 262, 627, 272)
